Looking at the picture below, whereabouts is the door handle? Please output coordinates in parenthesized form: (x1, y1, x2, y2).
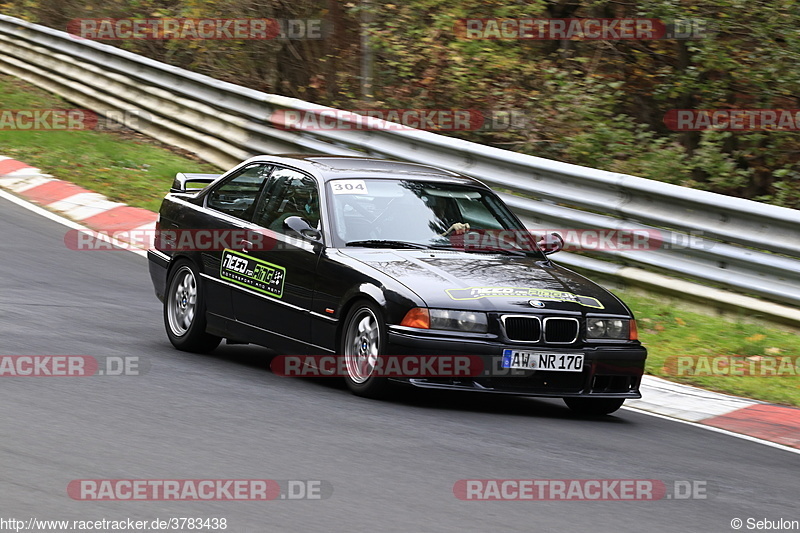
(239, 239, 253, 252)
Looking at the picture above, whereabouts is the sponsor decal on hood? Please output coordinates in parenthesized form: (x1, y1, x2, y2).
(445, 287, 604, 309)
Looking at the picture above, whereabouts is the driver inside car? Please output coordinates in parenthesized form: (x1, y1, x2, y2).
(426, 195, 470, 236)
(441, 221, 470, 235)
(268, 179, 320, 233)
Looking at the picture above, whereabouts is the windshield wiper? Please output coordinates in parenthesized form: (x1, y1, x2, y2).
(345, 240, 430, 250)
(466, 247, 529, 257)
(345, 240, 534, 256)
(428, 243, 530, 257)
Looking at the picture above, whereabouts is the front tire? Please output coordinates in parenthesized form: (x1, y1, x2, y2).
(563, 397, 625, 416)
(164, 259, 221, 353)
(341, 301, 393, 399)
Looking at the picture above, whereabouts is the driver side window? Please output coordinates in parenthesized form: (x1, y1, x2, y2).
(255, 168, 320, 234)
(206, 164, 272, 221)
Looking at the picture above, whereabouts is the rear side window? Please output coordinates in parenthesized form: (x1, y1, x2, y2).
(206, 164, 272, 220)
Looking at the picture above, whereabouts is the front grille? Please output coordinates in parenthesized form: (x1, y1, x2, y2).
(502, 316, 541, 342)
(543, 317, 579, 343)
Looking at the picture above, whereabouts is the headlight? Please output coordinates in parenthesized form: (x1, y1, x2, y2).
(430, 309, 488, 333)
(586, 318, 632, 340)
(400, 308, 488, 333)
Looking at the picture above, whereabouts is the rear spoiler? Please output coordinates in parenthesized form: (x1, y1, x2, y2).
(170, 173, 221, 193)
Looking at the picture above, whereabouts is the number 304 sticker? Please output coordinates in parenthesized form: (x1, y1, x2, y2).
(330, 180, 368, 195)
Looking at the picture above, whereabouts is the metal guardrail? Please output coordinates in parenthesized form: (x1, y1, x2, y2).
(1, 14, 799, 313)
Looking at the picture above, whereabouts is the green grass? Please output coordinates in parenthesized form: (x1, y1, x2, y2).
(615, 289, 800, 407)
(0, 74, 218, 211)
(2, 73, 798, 407)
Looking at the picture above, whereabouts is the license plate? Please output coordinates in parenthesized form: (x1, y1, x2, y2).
(501, 350, 584, 372)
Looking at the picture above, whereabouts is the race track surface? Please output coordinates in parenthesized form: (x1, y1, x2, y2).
(1, 196, 797, 533)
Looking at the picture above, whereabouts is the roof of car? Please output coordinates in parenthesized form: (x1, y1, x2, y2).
(242, 154, 488, 187)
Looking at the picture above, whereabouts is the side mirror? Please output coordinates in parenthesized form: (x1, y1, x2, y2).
(170, 172, 220, 193)
(537, 232, 564, 255)
(284, 216, 322, 241)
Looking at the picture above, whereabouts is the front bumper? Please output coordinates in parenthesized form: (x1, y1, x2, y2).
(386, 326, 646, 398)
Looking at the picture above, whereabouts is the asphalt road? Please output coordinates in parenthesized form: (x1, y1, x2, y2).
(1, 194, 798, 533)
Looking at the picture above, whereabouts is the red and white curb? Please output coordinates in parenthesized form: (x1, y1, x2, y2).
(1, 156, 798, 452)
(0, 156, 157, 253)
(626, 376, 800, 450)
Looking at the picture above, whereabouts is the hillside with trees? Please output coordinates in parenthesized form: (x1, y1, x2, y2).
(5, 0, 800, 208)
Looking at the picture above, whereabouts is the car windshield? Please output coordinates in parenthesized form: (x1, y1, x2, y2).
(328, 178, 543, 256)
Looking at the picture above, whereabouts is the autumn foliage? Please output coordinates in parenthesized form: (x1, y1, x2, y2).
(5, 0, 800, 207)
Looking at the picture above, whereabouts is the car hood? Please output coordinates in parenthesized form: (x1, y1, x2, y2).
(340, 249, 630, 315)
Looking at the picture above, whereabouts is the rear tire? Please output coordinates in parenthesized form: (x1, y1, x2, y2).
(164, 259, 222, 353)
(563, 397, 625, 416)
(340, 301, 393, 399)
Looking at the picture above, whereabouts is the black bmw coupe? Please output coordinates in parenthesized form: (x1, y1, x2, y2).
(148, 155, 646, 414)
